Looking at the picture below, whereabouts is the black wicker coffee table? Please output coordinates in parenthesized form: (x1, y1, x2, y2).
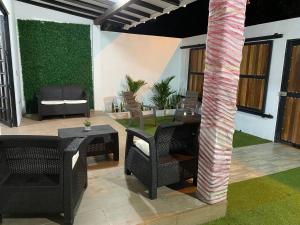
(58, 125, 119, 161)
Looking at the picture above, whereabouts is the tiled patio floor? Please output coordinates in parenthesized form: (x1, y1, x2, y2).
(1, 111, 300, 225)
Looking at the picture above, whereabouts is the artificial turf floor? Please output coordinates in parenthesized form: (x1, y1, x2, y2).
(116, 116, 270, 148)
(204, 167, 300, 225)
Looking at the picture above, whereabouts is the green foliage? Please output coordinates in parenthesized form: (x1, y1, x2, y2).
(18, 20, 93, 113)
(83, 119, 91, 127)
(233, 130, 270, 148)
(151, 76, 176, 110)
(125, 75, 147, 95)
(168, 93, 181, 109)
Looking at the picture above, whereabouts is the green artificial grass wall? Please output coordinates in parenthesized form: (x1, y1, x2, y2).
(18, 20, 93, 113)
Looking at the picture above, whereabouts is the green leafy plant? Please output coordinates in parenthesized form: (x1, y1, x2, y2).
(168, 93, 181, 109)
(83, 119, 91, 127)
(125, 75, 147, 95)
(151, 76, 176, 110)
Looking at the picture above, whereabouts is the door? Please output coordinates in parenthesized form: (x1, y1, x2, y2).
(276, 39, 300, 146)
(0, 6, 17, 127)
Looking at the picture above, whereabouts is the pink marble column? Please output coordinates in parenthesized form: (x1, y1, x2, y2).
(197, 0, 248, 204)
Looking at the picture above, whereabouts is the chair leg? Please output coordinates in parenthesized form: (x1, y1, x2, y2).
(64, 215, 74, 225)
(125, 168, 132, 175)
(0, 214, 3, 224)
(193, 175, 197, 186)
(149, 186, 157, 200)
(64, 206, 74, 225)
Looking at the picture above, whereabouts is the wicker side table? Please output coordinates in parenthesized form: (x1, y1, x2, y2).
(58, 125, 119, 161)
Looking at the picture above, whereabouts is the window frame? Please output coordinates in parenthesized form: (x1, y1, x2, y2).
(237, 40, 273, 115)
(186, 40, 273, 116)
(187, 45, 206, 101)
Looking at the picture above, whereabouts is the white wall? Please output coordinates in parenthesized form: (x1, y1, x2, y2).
(94, 31, 181, 110)
(2, 0, 23, 125)
(181, 18, 300, 141)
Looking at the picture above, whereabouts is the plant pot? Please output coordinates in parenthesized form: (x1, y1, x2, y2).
(84, 126, 91, 131)
(155, 109, 176, 117)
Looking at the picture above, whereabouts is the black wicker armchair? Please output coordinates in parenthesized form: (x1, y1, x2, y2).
(0, 135, 88, 225)
(125, 122, 200, 199)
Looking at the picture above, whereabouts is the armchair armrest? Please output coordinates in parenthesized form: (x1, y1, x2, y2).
(63, 138, 88, 217)
(126, 128, 153, 143)
(64, 138, 87, 168)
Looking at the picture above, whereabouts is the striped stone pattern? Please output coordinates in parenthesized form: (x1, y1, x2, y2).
(197, 0, 248, 204)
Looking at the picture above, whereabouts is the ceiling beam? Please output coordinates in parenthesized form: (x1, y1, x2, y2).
(94, 0, 136, 25)
(161, 0, 180, 6)
(117, 12, 140, 22)
(62, 0, 107, 12)
(111, 16, 132, 25)
(39, 0, 101, 16)
(16, 0, 96, 19)
(62, 0, 139, 22)
(134, 0, 164, 13)
(125, 6, 151, 18)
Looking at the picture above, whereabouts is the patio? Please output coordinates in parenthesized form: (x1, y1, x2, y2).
(1, 112, 300, 225)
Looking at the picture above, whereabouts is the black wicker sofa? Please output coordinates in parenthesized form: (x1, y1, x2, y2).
(125, 122, 200, 199)
(0, 135, 88, 225)
(38, 86, 90, 120)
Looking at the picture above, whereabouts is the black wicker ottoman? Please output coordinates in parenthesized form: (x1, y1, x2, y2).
(58, 125, 119, 161)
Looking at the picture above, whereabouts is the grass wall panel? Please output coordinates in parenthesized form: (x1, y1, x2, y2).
(18, 20, 93, 113)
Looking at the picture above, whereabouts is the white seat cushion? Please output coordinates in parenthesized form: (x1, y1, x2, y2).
(134, 139, 150, 156)
(41, 100, 65, 105)
(64, 100, 87, 104)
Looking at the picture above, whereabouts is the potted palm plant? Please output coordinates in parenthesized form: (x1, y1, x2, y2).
(125, 75, 147, 95)
(151, 76, 176, 116)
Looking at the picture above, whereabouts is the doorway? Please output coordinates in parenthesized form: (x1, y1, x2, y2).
(0, 3, 17, 127)
(276, 39, 300, 147)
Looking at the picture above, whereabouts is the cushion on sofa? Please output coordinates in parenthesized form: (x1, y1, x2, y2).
(64, 100, 87, 104)
(40, 87, 63, 100)
(41, 100, 65, 105)
(63, 86, 85, 100)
